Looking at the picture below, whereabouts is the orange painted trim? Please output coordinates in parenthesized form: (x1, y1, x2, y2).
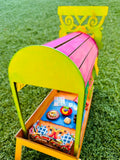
(16, 137, 78, 160)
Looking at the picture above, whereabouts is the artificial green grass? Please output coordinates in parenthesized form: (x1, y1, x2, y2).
(0, 0, 120, 159)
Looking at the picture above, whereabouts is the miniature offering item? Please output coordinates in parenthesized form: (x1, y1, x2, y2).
(64, 117, 71, 124)
(60, 106, 72, 116)
(47, 110, 59, 120)
(54, 97, 65, 106)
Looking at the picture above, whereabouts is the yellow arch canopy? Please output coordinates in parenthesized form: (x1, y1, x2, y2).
(9, 45, 85, 94)
(8, 45, 85, 154)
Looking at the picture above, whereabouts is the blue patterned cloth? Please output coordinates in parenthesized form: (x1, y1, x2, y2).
(41, 99, 85, 129)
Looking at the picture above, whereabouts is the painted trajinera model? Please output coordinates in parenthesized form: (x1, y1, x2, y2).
(8, 6, 108, 160)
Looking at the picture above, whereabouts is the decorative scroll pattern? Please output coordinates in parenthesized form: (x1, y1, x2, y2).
(58, 6, 108, 49)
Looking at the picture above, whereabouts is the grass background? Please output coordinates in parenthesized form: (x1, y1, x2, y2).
(0, 0, 120, 159)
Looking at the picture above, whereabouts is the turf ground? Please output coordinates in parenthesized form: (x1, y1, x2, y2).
(0, 0, 120, 159)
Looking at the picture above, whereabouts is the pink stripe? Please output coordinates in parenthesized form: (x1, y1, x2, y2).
(80, 45, 98, 85)
(56, 34, 89, 56)
(69, 38, 94, 67)
(44, 32, 80, 48)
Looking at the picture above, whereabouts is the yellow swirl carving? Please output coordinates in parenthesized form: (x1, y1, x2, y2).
(88, 16, 98, 27)
(65, 15, 74, 29)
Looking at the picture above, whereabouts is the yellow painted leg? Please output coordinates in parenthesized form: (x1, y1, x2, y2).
(15, 138, 22, 160)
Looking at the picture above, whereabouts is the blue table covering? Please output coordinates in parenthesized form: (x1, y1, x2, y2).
(41, 99, 85, 129)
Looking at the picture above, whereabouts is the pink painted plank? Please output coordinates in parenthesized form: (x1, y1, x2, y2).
(44, 32, 80, 48)
(56, 34, 89, 56)
(80, 45, 98, 85)
(44, 31, 98, 86)
(69, 38, 95, 68)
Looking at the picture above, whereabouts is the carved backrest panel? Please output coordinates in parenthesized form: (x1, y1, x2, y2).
(58, 6, 108, 48)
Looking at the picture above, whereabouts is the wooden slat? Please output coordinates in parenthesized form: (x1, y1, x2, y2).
(69, 38, 94, 68)
(56, 34, 89, 56)
(80, 45, 97, 85)
(85, 51, 98, 85)
(44, 32, 81, 48)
